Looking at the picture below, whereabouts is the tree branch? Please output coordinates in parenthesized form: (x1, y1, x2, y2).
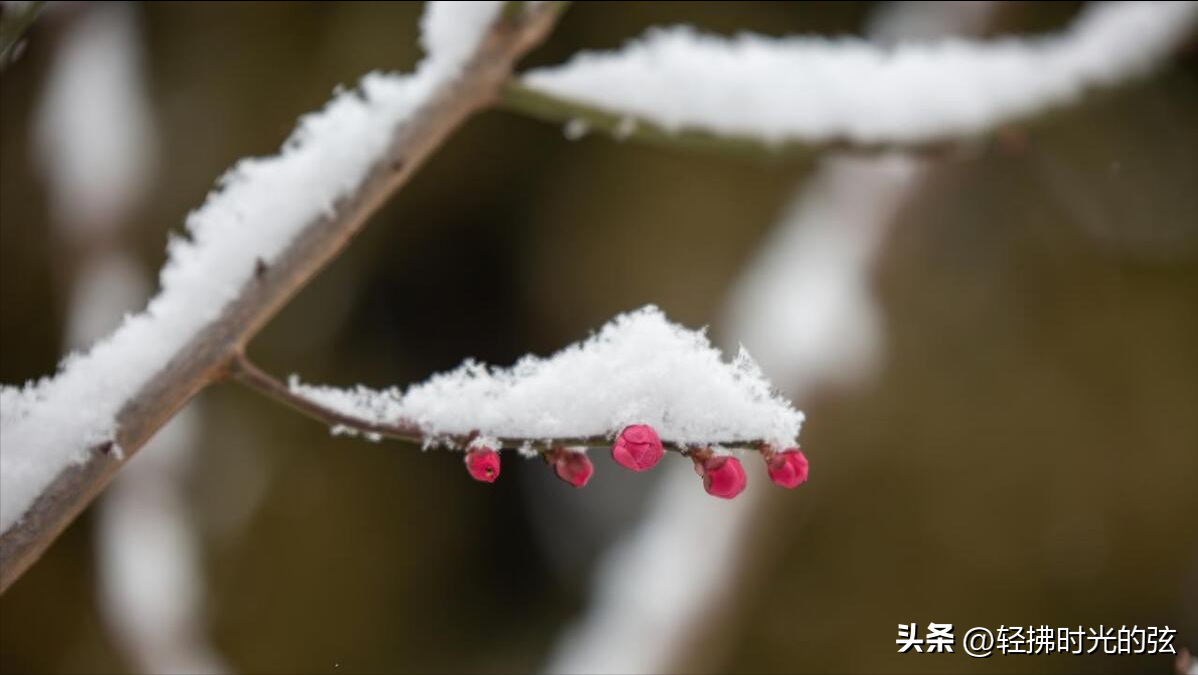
(501, 71, 1187, 162)
(228, 353, 772, 454)
(499, 80, 955, 161)
(229, 354, 426, 445)
(0, 2, 566, 594)
(501, 1, 1198, 161)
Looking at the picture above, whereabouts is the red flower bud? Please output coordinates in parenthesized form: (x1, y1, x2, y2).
(698, 455, 747, 500)
(766, 447, 808, 489)
(465, 447, 500, 483)
(611, 424, 664, 472)
(549, 448, 594, 488)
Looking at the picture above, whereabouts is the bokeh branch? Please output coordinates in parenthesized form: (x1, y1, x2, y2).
(506, 1, 1198, 159)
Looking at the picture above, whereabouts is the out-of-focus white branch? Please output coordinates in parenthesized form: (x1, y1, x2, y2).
(509, 1, 1198, 153)
(33, 4, 227, 672)
(33, 1, 154, 237)
(724, 156, 926, 391)
(545, 462, 762, 674)
(544, 156, 925, 675)
(96, 409, 227, 675)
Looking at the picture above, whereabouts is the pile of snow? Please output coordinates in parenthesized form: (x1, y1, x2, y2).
(291, 306, 805, 449)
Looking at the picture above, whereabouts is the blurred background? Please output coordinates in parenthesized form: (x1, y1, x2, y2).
(1, 2, 1196, 673)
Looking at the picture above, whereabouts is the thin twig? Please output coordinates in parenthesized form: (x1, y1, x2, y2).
(229, 353, 773, 454)
(230, 353, 425, 444)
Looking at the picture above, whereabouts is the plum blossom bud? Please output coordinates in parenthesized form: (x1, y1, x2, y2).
(548, 448, 593, 488)
(465, 446, 500, 483)
(697, 454, 747, 500)
(689, 448, 746, 499)
(611, 424, 664, 472)
(766, 447, 809, 489)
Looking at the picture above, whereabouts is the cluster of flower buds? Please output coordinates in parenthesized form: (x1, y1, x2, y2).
(463, 424, 808, 499)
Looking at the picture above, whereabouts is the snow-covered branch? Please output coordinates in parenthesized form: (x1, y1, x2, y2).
(0, 0, 565, 594)
(506, 1, 1198, 155)
(232, 307, 809, 494)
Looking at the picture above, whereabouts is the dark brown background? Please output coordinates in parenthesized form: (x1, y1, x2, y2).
(1, 2, 1196, 673)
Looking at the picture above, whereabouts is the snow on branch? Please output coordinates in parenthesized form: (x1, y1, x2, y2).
(285, 306, 801, 448)
(0, 1, 565, 592)
(234, 306, 809, 496)
(509, 1, 1198, 151)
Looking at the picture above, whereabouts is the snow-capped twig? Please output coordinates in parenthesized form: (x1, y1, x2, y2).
(506, 1, 1198, 157)
(229, 306, 804, 455)
(232, 355, 763, 453)
(230, 355, 427, 446)
(0, 1, 566, 594)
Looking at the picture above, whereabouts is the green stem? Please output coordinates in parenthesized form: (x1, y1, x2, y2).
(0, 0, 47, 66)
(499, 80, 961, 161)
(499, 81, 815, 161)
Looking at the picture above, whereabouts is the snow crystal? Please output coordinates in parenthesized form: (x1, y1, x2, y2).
(289, 306, 805, 449)
(0, 2, 503, 534)
(522, 1, 1198, 145)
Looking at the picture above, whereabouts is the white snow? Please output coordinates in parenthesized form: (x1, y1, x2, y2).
(522, 1, 1198, 145)
(0, 2, 504, 534)
(419, 1, 504, 75)
(290, 306, 805, 448)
